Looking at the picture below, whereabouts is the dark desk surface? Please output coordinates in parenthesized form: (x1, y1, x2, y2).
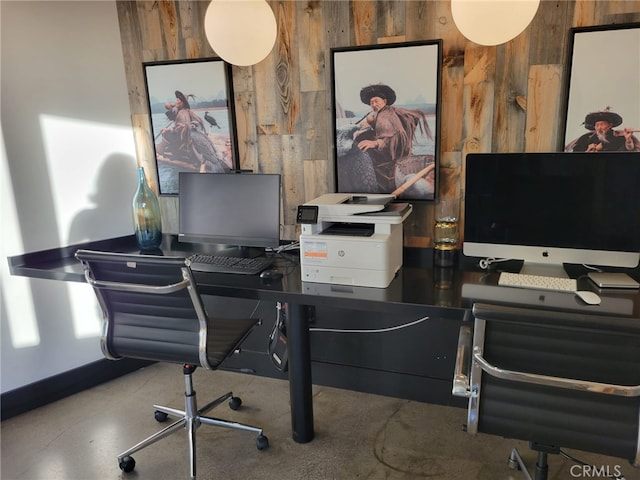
(9, 234, 640, 444)
(8, 234, 640, 318)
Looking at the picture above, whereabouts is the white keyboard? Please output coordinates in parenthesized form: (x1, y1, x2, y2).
(498, 272, 577, 292)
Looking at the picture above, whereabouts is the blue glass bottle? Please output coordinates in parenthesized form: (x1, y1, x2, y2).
(132, 167, 162, 250)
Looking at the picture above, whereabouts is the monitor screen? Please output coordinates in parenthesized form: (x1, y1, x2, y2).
(463, 152, 640, 277)
(179, 172, 281, 249)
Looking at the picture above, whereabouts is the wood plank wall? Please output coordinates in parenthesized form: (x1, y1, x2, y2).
(116, 0, 640, 247)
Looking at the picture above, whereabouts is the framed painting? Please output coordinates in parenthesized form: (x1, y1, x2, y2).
(331, 40, 442, 201)
(143, 58, 239, 195)
(562, 23, 640, 153)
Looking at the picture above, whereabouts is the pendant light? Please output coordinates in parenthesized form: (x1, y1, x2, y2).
(204, 0, 277, 66)
(451, 0, 540, 46)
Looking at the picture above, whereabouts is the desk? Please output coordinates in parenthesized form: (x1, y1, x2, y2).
(9, 234, 640, 443)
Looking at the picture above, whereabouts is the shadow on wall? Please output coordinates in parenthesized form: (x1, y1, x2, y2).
(1, 152, 138, 397)
(68, 153, 138, 244)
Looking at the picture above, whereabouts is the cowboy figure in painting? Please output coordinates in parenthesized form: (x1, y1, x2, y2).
(566, 108, 640, 152)
(159, 90, 204, 154)
(156, 90, 229, 173)
(352, 84, 433, 192)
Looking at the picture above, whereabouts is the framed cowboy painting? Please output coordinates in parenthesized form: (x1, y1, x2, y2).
(562, 23, 640, 153)
(143, 58, 240, 195)
(331, 40, 442, 201)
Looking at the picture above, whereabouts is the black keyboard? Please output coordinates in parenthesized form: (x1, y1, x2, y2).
(187, 254, 272, 275)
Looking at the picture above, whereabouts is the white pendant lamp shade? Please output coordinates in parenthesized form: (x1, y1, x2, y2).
(451, 0, 540, 46)
(204, 0, 277, 66)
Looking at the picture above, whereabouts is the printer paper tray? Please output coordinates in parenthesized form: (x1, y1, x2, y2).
(320, 223, 374, 237)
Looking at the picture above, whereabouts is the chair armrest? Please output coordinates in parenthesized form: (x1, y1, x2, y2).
(472, 347, 640, 397)
(452, 325, 473, 398)
(84, 273, 189, 295)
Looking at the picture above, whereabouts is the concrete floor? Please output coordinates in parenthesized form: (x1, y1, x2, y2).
(2, 363, 638, 480)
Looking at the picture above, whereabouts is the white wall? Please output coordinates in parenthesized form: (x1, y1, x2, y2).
(1, 1, 137, 393)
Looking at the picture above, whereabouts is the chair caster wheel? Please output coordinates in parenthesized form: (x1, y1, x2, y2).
(119, 455, 136, 473)
(256, 434, 269, 450)
(154, 410, 169, 422)
(229, 396, 242, 410)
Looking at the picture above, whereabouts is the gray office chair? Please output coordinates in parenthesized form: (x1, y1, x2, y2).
(453, 302, 640, 480)
(75, 250, 268, 480)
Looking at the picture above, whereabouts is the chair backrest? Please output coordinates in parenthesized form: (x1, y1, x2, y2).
(454, 302, 640, 466)
(75, 249, 252, 370)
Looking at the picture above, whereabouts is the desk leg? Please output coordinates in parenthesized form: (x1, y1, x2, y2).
(286, 303, 314, 443)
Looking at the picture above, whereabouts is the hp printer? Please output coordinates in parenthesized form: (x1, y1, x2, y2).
(296, 193, 412, 288)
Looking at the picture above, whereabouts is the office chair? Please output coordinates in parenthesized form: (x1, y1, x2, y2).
(75, 250, 269, 479)
(453, 302, 640, 480)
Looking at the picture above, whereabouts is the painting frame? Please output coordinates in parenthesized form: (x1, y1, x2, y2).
(143, 58, 240, 195)
(561, 23, 640, 153)
(331, 40, 442, 202)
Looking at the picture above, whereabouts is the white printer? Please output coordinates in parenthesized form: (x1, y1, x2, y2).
(296, 193, 412, 288)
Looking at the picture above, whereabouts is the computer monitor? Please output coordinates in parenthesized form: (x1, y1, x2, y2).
(463, 152, 640, 277)
(178, 172, 281, 252)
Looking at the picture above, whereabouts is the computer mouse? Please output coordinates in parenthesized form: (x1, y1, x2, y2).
(575, 290, 601, 305)
(260, 269, 283, 281)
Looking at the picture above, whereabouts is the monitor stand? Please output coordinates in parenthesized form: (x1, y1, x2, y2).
(174, 238, 266, 258)
(519, 262, 569, 278)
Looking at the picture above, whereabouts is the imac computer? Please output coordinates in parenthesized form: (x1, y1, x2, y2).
(178, 172, 281, 254)
(463, 152, 640, 278)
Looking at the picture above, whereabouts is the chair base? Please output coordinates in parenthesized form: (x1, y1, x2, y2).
(116, 365, 268, 480)
(508, 443, 559, 480)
